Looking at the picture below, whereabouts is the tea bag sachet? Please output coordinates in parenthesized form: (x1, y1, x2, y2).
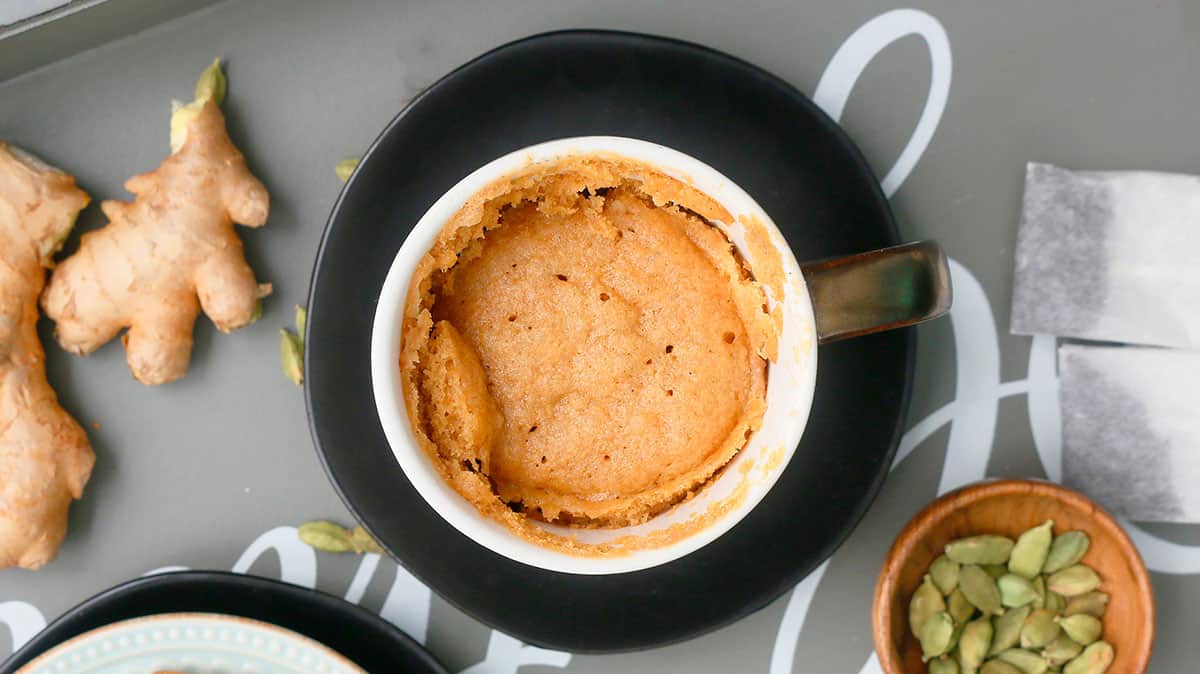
(1011, 162, 1200, 348)
(1059, 343, 1200, 522)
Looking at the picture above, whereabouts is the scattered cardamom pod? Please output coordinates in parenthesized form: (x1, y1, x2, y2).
(1062, 641, 1113, 674)
(981, 660, 1023, 674)
(1032, 575, 1047, 609)
(1063, 591, 1108, 618)
(280, 329, 304, 386)
(297, 520, 355, 552)
(990, 605, 1032, 656)
(948, 587, 976, 624)
(298, 520, 384, 554)
(1055, 614, 1102, 645)
(911, 574, 948, 637)
(194, 58, 227, 104)
(350, 525, 385, 554)
(1008, 520, 1054, 578)
(997, 648, 1050, 674)
(295, 305, 307, 344)
(931, 554, 961, 594)
(957, 615, 993, 670)
(1043, 531, 1090, 574)
(960, 564, 1004, 615)
(335, 157, 361, 183)
(1020, 609, 1061, 650)
(1046, 565, 1101, 597)
(998, 574, 1038, 607)
(279, 306, 308, 386)
(930, 656, 960, 674)
(946, 535, 1016, 565)
(1043, 635, 1084, 667)
(920, 611, 956, 662)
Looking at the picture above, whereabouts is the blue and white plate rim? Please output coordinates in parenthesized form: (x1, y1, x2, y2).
(15, 611, 366, 674)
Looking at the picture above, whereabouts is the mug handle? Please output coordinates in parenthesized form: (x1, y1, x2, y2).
(800, 241, 951, 343)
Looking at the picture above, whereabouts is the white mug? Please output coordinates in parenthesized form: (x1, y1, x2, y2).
(371, 136, 949, 574)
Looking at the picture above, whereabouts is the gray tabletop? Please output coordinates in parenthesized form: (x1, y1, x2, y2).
(2, 1, 1198, 672)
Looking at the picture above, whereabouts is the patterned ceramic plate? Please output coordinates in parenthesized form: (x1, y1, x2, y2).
(16, 613, 365, 674)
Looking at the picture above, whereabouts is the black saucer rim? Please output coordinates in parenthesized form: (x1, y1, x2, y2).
(0, 570, 449, 674)
(303, 28, 915, 653)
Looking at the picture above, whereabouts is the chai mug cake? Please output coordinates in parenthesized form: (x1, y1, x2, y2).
(398, 153, 782, 554)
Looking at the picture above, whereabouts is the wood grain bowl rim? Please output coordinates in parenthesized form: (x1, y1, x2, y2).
(871, 478, 1155, 674)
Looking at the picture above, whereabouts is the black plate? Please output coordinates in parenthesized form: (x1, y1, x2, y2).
(305, 30, 913, 652)
(0, 571, 448, 673)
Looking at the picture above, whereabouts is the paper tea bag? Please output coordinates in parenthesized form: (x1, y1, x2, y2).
(1012, 163, 1200, 348)
(1059, 343, 1200, 522)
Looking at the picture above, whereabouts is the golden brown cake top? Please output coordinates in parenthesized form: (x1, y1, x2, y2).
(400, 154, 778, 555)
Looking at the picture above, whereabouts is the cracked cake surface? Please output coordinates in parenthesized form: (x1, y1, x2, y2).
(400, 154, 777, 554)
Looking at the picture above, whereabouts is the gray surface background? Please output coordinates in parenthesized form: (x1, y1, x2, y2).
(0, 0, 70, 28)
(1, 1, 1198, 672)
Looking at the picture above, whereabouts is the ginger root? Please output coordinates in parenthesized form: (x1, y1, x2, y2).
(43, 60, 270, 385)
(0, 142, 94, 570)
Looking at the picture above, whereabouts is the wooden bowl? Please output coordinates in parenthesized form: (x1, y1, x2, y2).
(873, 479, 1155, 673)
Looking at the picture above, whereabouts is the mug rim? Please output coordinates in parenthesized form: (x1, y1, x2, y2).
(369, 136, 817, 574)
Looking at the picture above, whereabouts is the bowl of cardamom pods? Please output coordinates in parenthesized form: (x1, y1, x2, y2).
(873, 479, 1154, 674)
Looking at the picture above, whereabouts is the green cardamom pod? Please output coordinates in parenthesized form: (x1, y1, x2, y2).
(960, 564, 1004, 615)
(1055, 614, 1102, 645)
(1032, 575, 1047, 610)
(982, 564, 1008, 579)
(1046, 565, 1101, 597)
(350, 526, 385, 554)
(1043, 531, 1091, 574)
(931, 554, 961, 594)
(920, 611, 956, 662)
(997, 648, 1050, 674)
(295, 305, 308, 344)
(1044, 635, 1084, 667)
(946, 535, 1016, 565)
(297, 520, 355, 552)
(1045, 589, 1067, 612)
(998, 574, 1039, 607)
(981, 660, 1023, 674)
(948, 587, 977, 624)
(910, 574, 948, 636)
(946, 621, 966, 654)
(930, 656, 960, 674)
(281, 329, 304, 386)
(336, 157, 361, 183)
(1063, 591, 1108, 618)
(956, 615, 993, 670)
(1020, 609, 1061, 650)
(1009, 520, 1054, 578)
(989, 605, 1032, 656)
(298, 520, 383, 555)
(1062, 641, 1114, 674)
